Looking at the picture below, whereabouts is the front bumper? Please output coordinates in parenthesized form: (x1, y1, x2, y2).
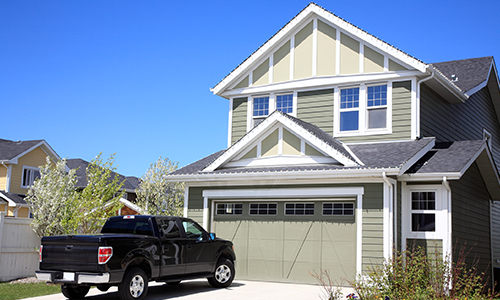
(35, 270, 110, 284)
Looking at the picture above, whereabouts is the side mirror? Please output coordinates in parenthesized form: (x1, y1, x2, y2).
(209, 233, 216, 240)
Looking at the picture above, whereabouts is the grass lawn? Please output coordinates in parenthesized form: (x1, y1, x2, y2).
(0, 282, 60, 300)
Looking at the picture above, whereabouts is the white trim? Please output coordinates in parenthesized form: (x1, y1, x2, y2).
(8, 141, 60, 164)
(203, 196, 209, 230)
(246, 96, 252, 132)
(382, 173, 396, 260)
(183, 185, 189, 218)
(119, 198, 143, 214)
(228, 98, 234, 148)
(359, 43, 364, 74)
(401, 183, 451, 257)
(224, 155, 338, 168)
(20, 166, 39, 189)
(204, 186, 364, 275)
(292, 91, 298, 117)
(411, 78, 418, 139)
(221, 71, 422, 98)
(312, 18, 318, 77)
(269, 52, 274, 84)
(290, 35, 295, 80)
(398, 138, 436, 175)
(0, 192, 18, 207)
(335, 28, 340, 75)
(5, 164, 12, 193)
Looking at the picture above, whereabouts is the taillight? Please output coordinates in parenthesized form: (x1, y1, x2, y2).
(98, 247, 113, 264)
(39, 245, 43, 262)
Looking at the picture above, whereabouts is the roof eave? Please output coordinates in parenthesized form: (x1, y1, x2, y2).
(426, 66, 468, 104)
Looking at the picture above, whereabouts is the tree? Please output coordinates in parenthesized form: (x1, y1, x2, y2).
(25, 157, 78, 237)
(136, 157, 184, 216)
(67, 153, 125, 234)
(26, 153, 125, 237)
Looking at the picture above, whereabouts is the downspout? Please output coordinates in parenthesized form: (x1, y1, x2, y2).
(416, 70, 435, 139)
(442, 176, 452, 286)
(382, 172, 394, 259)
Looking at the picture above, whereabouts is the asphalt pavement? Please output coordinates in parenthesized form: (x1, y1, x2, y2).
(21, 279, 355, 300)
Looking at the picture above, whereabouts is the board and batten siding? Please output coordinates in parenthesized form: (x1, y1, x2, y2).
(297, 89, 334, 136)
(420, 85, 500, 173)
(450, 162, 492, 282)
(231, 97, 248, 145)
(187, 183, 384, 273)
(340, 81, 412, 143)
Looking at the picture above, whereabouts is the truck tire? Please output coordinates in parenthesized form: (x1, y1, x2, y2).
(207, 258, 235, 288)
(61, 285, 90, 299)
(118, 267, 149, 300)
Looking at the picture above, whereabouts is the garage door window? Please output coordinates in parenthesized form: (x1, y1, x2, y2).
(249, 203, 277, 215)
(216, 203, 243, 215)
(322, 202, 354, 216)
(285, 203, 314, 215)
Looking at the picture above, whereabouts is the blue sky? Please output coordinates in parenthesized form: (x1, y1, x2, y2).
(2, 0, 499, 177)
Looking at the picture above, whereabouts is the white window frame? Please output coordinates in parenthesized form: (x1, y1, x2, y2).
(215, 203, 243, 215)
(249, 202, 278, 216)
(334, 82, 393, 137)
(401, 184, 450, 254)
(322, 202, 355, 216)
(276, 93, 295, 115)
(21, 166, 40, 189)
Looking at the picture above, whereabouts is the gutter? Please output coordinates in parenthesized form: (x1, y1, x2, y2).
(442, 176, 453, 280)
(382, 172, 396, 258)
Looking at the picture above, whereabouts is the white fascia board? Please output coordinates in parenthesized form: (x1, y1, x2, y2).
(167, 168, 400, 183)
(223, 155, 338, 168)
(212, 3, 427, 96)
(9, 140, 61, 164)
(428, 66, 468, 103)
(203, 186, 364, 199)
(465, 80, 488, 97)
(398, 138, 436, 175)
(0, 193, 19, 207)
(471, 144, 500, 188)
(222, 71, 422, 98)
(398, 173, 461, 181)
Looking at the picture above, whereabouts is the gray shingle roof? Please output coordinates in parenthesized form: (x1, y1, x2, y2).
(406, 140, 486, 174)
(0, 139, 44, 161)
(168, 138, 435, 177)
(66, 158, 138, 191)
(431, 57, 493, 93)
(0, 190, 27, 205)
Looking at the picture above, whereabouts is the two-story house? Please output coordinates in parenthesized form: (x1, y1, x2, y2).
(166, 3, 500, 285)
(0, 139, 60, 218)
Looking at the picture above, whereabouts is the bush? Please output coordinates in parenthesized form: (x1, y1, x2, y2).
(313, 245, 498, 300)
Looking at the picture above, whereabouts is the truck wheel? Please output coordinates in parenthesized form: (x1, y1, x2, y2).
(61, 285, 90, 299)
(208, 258, 235, 288)
(118, 267, 149, 300)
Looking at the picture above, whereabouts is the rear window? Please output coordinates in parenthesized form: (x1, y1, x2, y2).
(101, 218, 153, 236)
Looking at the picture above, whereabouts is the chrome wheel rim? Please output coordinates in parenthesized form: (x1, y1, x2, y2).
(129, 274, 144, 298)
(215, 264, 231, 283)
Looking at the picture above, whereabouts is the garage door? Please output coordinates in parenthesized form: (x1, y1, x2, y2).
(212, 200, 356, 284)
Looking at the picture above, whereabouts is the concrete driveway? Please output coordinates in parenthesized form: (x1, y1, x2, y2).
(22, 279, 354, 300)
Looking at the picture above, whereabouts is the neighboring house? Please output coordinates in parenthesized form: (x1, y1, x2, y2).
(0, 139, 60, 218)
(166, 3, 500, 285)
(66, 158, 142, 215)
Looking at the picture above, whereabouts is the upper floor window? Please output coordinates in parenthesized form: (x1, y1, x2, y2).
(21, 166, 40, 188)
(340, 87, 359, 131)
(277, 94, 293, 114)
(367, 85, 387, 129)
(253, 96, 269, 126)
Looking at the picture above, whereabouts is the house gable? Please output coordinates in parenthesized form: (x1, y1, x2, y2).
(204, 110, 361, 172)
(215, 4, 422, 98)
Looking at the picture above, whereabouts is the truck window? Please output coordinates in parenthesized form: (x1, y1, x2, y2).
(101, 219, 153, 236)
(157, 219, 181, 239)
(182, 221, 204, 239)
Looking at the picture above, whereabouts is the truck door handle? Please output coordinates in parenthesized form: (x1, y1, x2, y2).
(186, 244, 192, 250)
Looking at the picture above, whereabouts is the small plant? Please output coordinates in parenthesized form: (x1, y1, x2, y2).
(311, 270, 345, 300)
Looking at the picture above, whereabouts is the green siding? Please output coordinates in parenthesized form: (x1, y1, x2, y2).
(297, 89, 334, 135)
(340, 81, 412, 143)
(450, 162, 492, 284)
(231, 97, 248, 145)
(420, 85, 500, 174)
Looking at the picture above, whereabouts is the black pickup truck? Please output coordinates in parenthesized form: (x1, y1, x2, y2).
(35, 215, 236, 300)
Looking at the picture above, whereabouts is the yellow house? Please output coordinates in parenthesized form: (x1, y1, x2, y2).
(0, 139, 60, 218)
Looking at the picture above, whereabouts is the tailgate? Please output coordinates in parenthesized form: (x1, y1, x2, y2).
(40, 235, 103, 272)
